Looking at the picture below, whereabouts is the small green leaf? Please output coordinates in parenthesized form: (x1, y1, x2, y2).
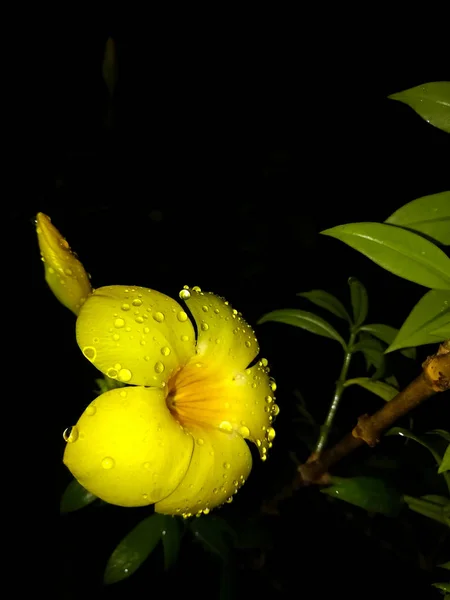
(321, 223, 450, 290)
(386, 427, 443, 466)
(161, 516, 182, 571)
(438, 445, 450, 474)
(404, 495, 450, 526)
(428, 430, 450, 444)
(439, 562, 450, 571)
(386, 290, 450, 352)
(348, 277, 368, 327)
(344, 377, 398, 401)
(389, 81, 450, 134)
(60, 479, 97, 514)
(433, 583, 450, 593)
(104, 514, 165, 585)
(360, 323, 416, 359)
(297, 289, 352, 323)
(258, 309, 346, 349)
(421, 495, 449, 507)
(353, 336, 386, 379)
(385, 191, 450, 246)
(384, 374, 399, 389)
(190, 517, 236, 560)
(321, 476, 403, 517)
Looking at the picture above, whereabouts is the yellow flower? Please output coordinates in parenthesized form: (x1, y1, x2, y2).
(35, 213, 92, 314)
(38, 215, 279, 516)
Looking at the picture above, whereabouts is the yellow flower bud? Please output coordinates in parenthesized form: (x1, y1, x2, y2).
(36, 213, 92, 314)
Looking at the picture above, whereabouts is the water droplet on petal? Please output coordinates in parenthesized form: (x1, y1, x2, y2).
(63, 426, 79, 443)
(272, 404, 280, 416)
(181, 334, 189, 342)
(239, 425, 250, 437)
(179, 289, 191, 300)
(203, 507, 210, 514)
(107, 368, 118, 378)
(197, 438, 204, 446)
(269, 379, 277, 392)
(223, 462, 231, 470)
(267, 427, 276, 442)
(154, 361, 165, 373)
(144, 327, 150, 334)
(202, 305, 209, 312)
(153, 312, 165, 322)
(82, 346, 96, 361)
(192, 286, 202, 292)
(219, 421, 233, 433)
(135, 316, 144, 324)
(64, 268, 73, 276)
(114, 318, 125, 328)
(121, 303, 130, 311)
(177, 311, 188, 322)
(245, 341, 251, 348)
(118, 368, 132, 382)
(85, 405, 96, 416)
(161, 346, 171, 356)
(112, 333, 120, 341)
(101, 457, 115, 469)
(132, 298, 143, 307)
(201, 322, 209, 331)
(265, 395, 273, 404)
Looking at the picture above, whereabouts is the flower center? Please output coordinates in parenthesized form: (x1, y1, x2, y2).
(166, 358, 228, 428)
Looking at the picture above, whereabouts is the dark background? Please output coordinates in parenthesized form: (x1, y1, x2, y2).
(17, 27, 450, 599)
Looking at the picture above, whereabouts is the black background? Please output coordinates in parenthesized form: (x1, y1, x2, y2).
(15, 23, 450, 600)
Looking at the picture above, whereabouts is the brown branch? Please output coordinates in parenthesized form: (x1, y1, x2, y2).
(262, 341, 450, 515)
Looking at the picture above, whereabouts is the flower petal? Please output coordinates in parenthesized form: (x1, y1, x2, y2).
(168, 357, 279, 459)
(182, 286, 259, 372)
(76, 285, 196, 386)
(36, 213, 92, 314)
(155, 424, 251, 516)
(63, 386, 194, 507)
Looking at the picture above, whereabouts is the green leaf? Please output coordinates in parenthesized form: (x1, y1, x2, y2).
(258, 309, 347, 349)
(297, 289, 352, 323)
(438, 445, 450, 474)
(353, 336, 386, 379)
(421, 495, 449, 507)
(190, 517, 236, 561)
(386, 290, 450, 352)
(60, 479, 97, 514)
(104, 514, 165, 585)
(344, 377, 398, 401)
(161, 516, 182, 571)
(360, 324, 416, 359)
(439, 562, 450, 571)
(348, 277, 368, 327)
(321, 223, 450, 290)
(433, 583, 450, 593)
(404, 495, 450, 526)
(385, 191, 450, 246)
(386, 427, 443, 466)
(428, 430, 450, 444)
(384, 374, 400, 389)
(321, 476, 403, 517)
(389, 81, 450, 134)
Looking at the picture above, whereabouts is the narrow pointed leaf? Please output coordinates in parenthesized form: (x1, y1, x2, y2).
(432, 583, 450, 593)
(439, 562, 450, 571)
(421, 495, 449, 507)
(190, 517, 236, 560)
(344, 377, 398, 401)
(297, 289, 352, 323)
(60, 479, 97, 514)
(386, 427, 443, 466)
(385, 191, 450, 246)
(389, 81, 450, 134)
(404, 495, 450, 526)
(348, 277, 368, 327)
(360, 324, 416, 358)
(386, 290, 450, 352)
(104, 514, 165, 584)
(258, 309, 346, 349)
(353, 336, 386, 378)
(384, 374, 399, 389)
(161, 516, 182, 571)
(322, 223, 450, 290)
(428, 430, 450, 444)
(438, 445, 450, 474)
(321, 476, 402, 516)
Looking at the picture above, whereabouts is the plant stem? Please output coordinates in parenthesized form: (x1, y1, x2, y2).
(314, 331, 356, 454)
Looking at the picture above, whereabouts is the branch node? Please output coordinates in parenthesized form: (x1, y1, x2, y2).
(352, 414, 380, 447)
(423, 343, 450, 392)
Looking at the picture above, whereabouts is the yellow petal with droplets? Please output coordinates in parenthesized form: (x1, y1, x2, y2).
(167, 357, 278, 459)
(76, 285, 196, 387)
(36, 213, 92, 315)
(183, 287, 258, 373)
(155, 424, 251, 516)
(63, 386, 194, 507)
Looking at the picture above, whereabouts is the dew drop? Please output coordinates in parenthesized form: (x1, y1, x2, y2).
(197, 438, 205, 446)
(154, 361, 165, 374)
(226, 497, 233, 503)
(143, 462, 152, 471)
(120, 390, 127, 398)
(181, 334, 189, 342)
(48, 267, 55, 274)
(203, 507, 210, 514)
(118, 368, 132, 382)
(63, 426, 79, 443)
(179, 289, 191, 300)
(140, 340, 146, 346)
(272, 404, 280, 416)
(121, 303, 130, 311)
(192, 286, 202, 292)
(64, 268, 73, 276)
(201, 322, 209, 331)
(107, 368, 118, 378)
(239, 425, 250, 437)
(269, 379, 277, 392)
(112, 333, 120, 341)
(132, 298, 143, 307)
(82, 346, 96, 361)
(214, 308, 220, 314)
(85, 405, 96, 416)
(256, 439, 262, 447)
(261, 358, 268, 367)
(201, 305, 209, 312)
(245, 340, 251, 348)
(101, 457, 115, 470)
(144, 327, 150, 334)
(265, 395, 273, 404)
(114, 318, 125, 329)
(144, 355, 150, 361)
(135, 316, 144, 324)
(223, 462, 231, 470)
(161, 346, 171, 356)
(267, 427, 276, 442)
(213, 488, 218, 494)
(219, 421, 233, 433)
(261, 454, 267, 462)
(153, 312, 165, 323)
(177, 311, 188, 322)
